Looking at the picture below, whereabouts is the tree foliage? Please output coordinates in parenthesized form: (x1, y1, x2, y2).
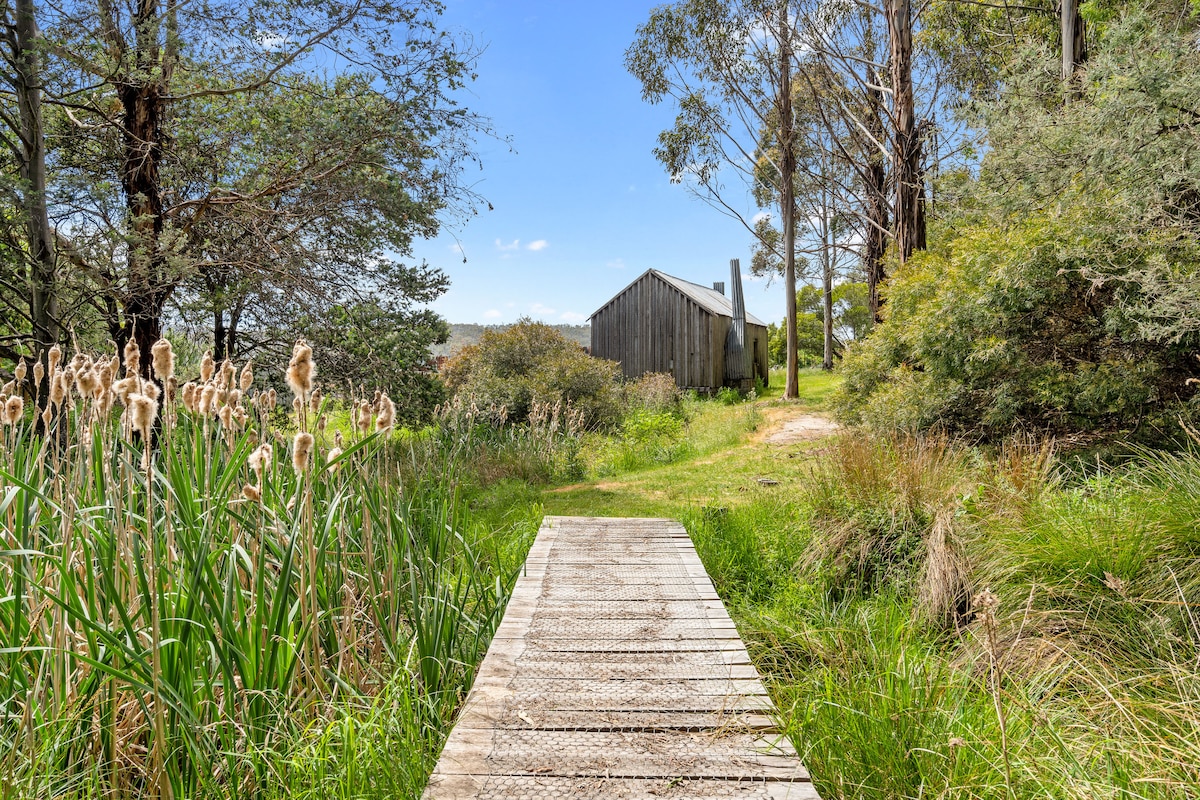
(838, 5, 1200, 439)
(768, 282, 871, 367)
(0, 0, 482, 403)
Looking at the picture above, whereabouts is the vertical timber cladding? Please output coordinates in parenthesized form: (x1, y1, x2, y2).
(592, 269, 764, 391)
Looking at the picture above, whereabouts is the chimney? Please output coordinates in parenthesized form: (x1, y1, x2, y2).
(713, 281, 725, 295)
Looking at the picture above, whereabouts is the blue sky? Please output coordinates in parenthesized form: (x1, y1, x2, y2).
(412, 0, 786, 327)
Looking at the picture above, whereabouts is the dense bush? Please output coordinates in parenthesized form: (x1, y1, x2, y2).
(837, 10, 1200, 440)
(443, 318, 623, 429)
(837, 198, 1200, 439)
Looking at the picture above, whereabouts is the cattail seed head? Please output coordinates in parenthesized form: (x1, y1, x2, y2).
(141, 381, 160, 402)
(181, 382, 197, 412)
(357, 400, 373, 434)
(241, 483, 262, 503)
(113, 377, 138, 406)
(292, 432, 314, 473)
(49, 372, 66, 408)
(267, 389, 277, 411)
(309, 386, 322, 414)
(98, 361, 114, 392)
(326, 446, 343, 471)
(77, 368, 99, 399)
(48, 345, 62, 372)
(218, 405, 234, 430)
(220, 359, 235, 390)
(200, 352, 215, 383)
(33, 361, 44, 385)
(122, 339, 139, 375)
(376, 393, 395, 431)
(227, 389, 241, 407)
(4, 395, 22, 425)
(372, 389, 382, 414)
(109, 354, 120, 378)
(15, 358, 26, 382)
(199, 385, 217, 416)
(248, 442, 273, 474)
(286, 340, 314, 400)
(239, 361, 253, 392)
(292, 396, 302, 416)
(317, 415, 327, 433)
(334, 430, 343, 448)
(41, 406, 51, 428)
(129, 393, 158, 440)
(151, 338, 175, 382)
(166, 376, 178, 404)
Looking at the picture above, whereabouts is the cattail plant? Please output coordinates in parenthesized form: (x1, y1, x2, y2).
(0, 335, 520, 800)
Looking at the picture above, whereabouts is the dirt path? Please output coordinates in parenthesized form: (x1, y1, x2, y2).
(755, 403, 839, 445)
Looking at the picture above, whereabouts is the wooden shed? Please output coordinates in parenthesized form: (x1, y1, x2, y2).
(590, 268, 770, 391)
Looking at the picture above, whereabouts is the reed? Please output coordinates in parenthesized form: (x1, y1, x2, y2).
(0, 340, 522, 799)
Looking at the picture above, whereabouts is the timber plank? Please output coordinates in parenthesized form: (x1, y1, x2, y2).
(422, 516, 818, 799)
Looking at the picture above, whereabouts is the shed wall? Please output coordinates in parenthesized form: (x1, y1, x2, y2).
(591, 273, 720, 390)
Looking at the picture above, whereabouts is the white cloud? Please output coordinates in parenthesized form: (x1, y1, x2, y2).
(560, 311, 586, 324)
(495, 238, 520, 251)
(530, 302, 556, 316)
(606, 258, 626, 270)
(751, 211, 771, 225)
(742, 272, 765, 284)
(483, 309, 502, 320)
(527, 239, 549, 252)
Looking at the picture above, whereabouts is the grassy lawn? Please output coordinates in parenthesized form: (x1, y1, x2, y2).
(544, 371, 831, 519)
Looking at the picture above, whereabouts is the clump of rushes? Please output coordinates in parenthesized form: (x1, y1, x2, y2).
(0, 336, 519, 800)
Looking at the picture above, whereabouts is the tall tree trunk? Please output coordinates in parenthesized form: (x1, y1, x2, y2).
(779, 2, 799, 399)
(887, 0, 924, 265)
(1061, 0, 1085, 96)
(864, 68, 889, 323)
(213, 308, 227, 361)
(820, 180, 834, 372)
(11, 0, 59, 377)
(117, 0, 170, 376)
(227, 296, 243, 359)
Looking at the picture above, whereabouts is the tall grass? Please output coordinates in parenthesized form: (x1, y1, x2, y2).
(0, 344, 533, 799)
(684, 430, 1200, 799)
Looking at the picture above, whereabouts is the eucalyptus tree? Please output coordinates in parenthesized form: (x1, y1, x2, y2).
(0, 0, 58, 370)
(627, 0, 805, 398)
(41, 0, 484, 375)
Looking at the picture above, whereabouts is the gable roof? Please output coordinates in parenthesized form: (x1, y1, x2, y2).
(591, 269, 767, 327)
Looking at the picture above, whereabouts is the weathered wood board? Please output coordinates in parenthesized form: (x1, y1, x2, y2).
(422, 516, 819, 799)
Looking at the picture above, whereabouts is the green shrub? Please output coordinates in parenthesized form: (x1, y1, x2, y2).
(836, 199, 1199, 439)
(444, 319, 622, 429)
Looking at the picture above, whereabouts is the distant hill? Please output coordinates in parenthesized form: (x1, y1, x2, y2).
(432, 323, 590, 358)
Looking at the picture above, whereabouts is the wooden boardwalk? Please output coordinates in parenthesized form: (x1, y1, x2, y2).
(423, 516, 818, 799)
